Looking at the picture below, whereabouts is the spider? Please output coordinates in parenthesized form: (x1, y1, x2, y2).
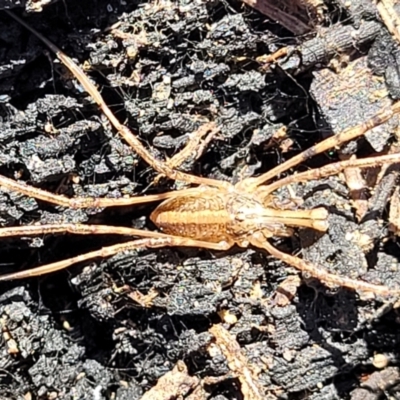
(2, 11, 400, 297)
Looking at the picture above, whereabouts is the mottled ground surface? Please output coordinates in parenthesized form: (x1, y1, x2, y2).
(0, 0, 400, 398)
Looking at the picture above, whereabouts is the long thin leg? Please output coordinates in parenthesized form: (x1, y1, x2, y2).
(0, 224, 173, 239)
(251, 235, 399, 296)
(153, 122, 220, 185)
(257, 152, 400, 196)
(238, 102, 400, 191)
(0, 176, 211, 208)
(0, 236, 231, 281)
(5, 11, 228, 190)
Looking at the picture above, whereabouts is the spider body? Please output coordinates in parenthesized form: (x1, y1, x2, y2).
(151, 185, 329, 247)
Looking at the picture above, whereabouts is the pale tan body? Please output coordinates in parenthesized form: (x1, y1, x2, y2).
(151, 187, 329, 245)
(2, 11, 400, 297)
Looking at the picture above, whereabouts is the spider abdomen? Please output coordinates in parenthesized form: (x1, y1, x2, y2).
(150, 190, 232, 243)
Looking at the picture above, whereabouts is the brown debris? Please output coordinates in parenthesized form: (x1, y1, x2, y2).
(268, 275, 301, 307)
(351, 367, 400, 400)
(209, 324, 264, 400)
(240, 0, 326, 35)
(140, 361, 199, 400)
(389, 185, 400, 235)
(0, 315, 19, 355)
(339, 154, 370, 222)
(377, 0, 400, 45)
(127, 288, 159, 308)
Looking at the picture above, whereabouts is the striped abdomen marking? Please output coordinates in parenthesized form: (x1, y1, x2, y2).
(150, 191, 231, 243)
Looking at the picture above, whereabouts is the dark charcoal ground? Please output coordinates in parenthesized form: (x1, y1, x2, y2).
(1, 0, 400, 399)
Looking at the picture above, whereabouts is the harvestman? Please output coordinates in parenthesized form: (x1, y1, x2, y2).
(2, 11, 400, 297)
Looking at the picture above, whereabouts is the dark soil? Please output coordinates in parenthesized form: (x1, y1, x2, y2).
(0, 0, 400, 399)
